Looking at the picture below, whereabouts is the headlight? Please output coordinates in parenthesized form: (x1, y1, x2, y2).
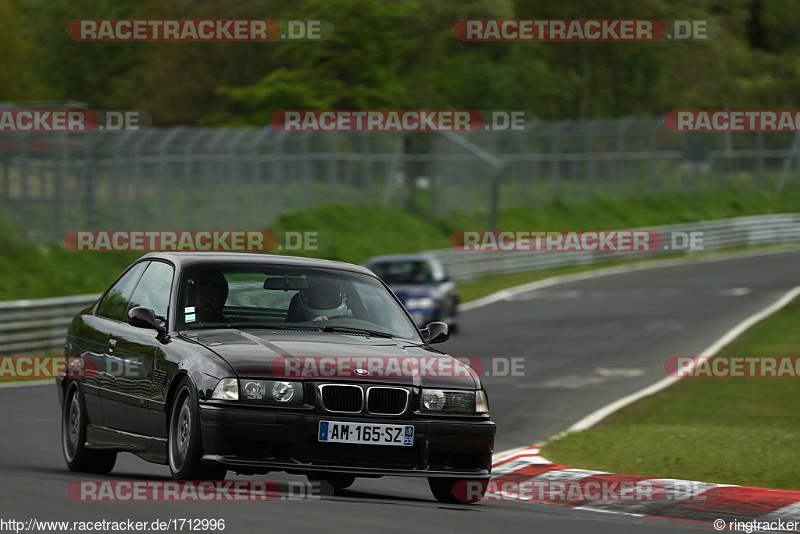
(405, 297, 437, 309)
(239, 380, 303, 404)
(211, 378, 239, 400)
(421, 389, 477, 414)
(475, 389, 489, 414)
(272, 381, 296, 403)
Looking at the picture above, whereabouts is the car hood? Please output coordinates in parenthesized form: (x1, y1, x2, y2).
(181, 329, 479, 389)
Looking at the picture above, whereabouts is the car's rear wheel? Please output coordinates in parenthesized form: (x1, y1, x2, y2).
(61, 382, 116, 473)
(428, 478, 486, 504)
(168, 378, 226, 480)
(307, 473, 356, 490)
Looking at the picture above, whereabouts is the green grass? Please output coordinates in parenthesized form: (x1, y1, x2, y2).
(2, 189, 800, 301)
(0, 224, 139, 300)
(541, 295, 800, 491)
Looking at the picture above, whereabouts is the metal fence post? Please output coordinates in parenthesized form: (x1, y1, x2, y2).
(328, 134, 339, 203)
(648, 119, 658, 194)
(756, 131, 764, 190)
(183, 130, 206, 228)
(227, 128, 250, 227)
(52, 133, 66, 241)
(302, 132, 311, 209)
(250, 129, 272, 227)
(362, 134, 371, 203)
(552, 121, 569, 199)
(20, 132, 29, 236)
(85, 134, 103, 230)
(204, 129, 228, 229)
(158, 128, 183, 228)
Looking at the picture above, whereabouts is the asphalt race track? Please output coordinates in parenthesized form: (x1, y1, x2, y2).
(3, 249, 800, 533)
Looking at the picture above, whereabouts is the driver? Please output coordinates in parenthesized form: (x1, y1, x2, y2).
(192, 269, 229, 324)
(296, 279, 348, 322)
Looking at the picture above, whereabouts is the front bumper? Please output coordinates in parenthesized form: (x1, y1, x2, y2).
(199, 404, 495, 479)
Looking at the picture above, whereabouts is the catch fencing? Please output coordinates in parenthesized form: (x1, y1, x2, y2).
(2, 118, 800, 242)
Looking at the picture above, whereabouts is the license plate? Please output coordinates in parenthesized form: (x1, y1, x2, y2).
(318, 421, 414, 446)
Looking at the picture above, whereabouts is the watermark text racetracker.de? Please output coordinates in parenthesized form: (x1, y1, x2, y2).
(664, 110, 800, 132)
(270, 110, 536, 132)
(67, 19, 333, 41)
(68, 480, 320, 502)
(450, 230, 704, 252)
(0, 356, 97, 379)
(63, 230, 325, 253)
(456, 479, 712, 503)
(453, 19, 719, 41)
(270, 355, 525, 379)
(665, 356, 800, 378)
(0, 110, 150, 132)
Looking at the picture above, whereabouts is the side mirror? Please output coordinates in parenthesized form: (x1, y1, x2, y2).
(128, 307, 166, 334)
(421, 321, 450, 344)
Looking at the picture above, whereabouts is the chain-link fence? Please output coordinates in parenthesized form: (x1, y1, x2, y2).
(2, 118, 800, 242)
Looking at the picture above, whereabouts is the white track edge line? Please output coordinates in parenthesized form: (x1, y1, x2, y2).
(458, 246, 800, 313)
(561, 285, 800, 434)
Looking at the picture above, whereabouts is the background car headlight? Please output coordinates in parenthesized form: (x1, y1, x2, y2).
(421, 389, 476, 414)
(405, 297, 437, 309)
(239, 380, 303, 404)
(212, 378, 239, 400)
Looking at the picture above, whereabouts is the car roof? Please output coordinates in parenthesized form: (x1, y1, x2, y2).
(366, 253, 439, 264)
(141, 252, 375, 276)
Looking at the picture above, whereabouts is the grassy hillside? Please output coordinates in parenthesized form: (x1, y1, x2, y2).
(2, 190, 800, 300)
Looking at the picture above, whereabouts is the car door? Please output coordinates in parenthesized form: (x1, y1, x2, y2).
(84, 261, 149, 427)
(101, 260, 174, 436)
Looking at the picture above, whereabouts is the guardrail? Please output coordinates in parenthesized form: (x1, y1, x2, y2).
(434, 213, 800, 280)
(0, 294, 99, 355)
(2, 213, 800, 355)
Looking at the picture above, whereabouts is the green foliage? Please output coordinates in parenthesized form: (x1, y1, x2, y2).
(13, 0, 800, 124)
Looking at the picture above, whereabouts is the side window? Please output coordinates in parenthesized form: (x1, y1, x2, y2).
(127, 261, 174, 323)
(97, 262, 148, 321)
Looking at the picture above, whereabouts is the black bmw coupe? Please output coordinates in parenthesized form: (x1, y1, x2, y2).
(57, 252, 495, 503)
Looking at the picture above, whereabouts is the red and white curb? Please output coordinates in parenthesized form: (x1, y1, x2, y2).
(488, 446, 800, 531)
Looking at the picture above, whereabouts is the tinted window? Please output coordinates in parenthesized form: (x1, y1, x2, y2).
(127, 261, 174, 322)
(178, 265, 420, 341)
(368, 260, 435, 284)
(96, 262, 148, 321)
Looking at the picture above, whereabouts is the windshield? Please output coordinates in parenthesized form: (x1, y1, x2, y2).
(368, 260, 436, 285)
(177, 264, 420, 341)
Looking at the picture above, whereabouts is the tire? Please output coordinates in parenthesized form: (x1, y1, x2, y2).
(307, 473, 356, 491)
(61, 382, 116, 474)
(428, 478, 486, 504)
(168, 378, 226, 480)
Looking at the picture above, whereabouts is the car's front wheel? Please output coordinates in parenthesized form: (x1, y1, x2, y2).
(61, 382, 116, 473)
(168, 378, 226, 480)
(428, 478, 487, 504)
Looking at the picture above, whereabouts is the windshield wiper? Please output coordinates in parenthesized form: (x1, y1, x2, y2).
(318, 326, 395, 338)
